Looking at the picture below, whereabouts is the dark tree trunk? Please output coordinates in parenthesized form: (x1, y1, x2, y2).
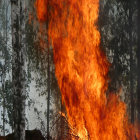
(11, 0, 25, 140)
(2, 1, 8, 136)
(46, 1, 50, 139)
(137, 0, 140, 123)
(2, 67, 5, 136)
(128, 0, 135, 123)
(47, 46, 50, 140)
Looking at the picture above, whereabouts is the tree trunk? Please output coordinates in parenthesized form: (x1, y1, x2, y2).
(46, 1, 50, 139)
(47, 46, 50, 140)
(137, 0, 140, 123)
(129, 0, 134, 123)
(11, 0, 26, 140)
(2, 67, 5, 136)
(2, 0, 8, 136)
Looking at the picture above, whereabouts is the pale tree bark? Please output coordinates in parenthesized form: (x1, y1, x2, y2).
(11, 0, 26, 140)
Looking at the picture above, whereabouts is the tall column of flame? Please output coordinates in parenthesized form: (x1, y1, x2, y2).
(35, 0, 135, 139)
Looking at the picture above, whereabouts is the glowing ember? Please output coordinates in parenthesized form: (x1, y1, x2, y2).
(35, 0, 136, 139)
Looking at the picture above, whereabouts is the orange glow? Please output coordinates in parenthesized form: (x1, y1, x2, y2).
(35, 0, 48, 22)
(35, 0, 137, 139)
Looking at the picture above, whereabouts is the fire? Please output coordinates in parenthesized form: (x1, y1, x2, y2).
(35, 0, 47, 22)
(35, 0, 136, 139)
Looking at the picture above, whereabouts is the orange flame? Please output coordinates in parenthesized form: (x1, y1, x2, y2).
(35, 0, 137, 139)
(35, 0, 48, 22)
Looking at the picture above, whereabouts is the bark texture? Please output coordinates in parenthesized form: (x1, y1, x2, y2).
(11, 0, 26, 140)
(137, 0, 140, 122)
(129, 0, 134, 123)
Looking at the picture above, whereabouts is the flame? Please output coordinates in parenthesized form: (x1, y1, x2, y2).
(35, 0, 48, 22)
(35, 0, 137, 139)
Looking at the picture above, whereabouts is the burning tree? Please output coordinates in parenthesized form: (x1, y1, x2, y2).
(0, 0, 139, 139)
(35, 0, 139, 139)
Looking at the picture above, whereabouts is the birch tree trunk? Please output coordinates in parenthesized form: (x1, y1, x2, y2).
(11, 0, 26, 139)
